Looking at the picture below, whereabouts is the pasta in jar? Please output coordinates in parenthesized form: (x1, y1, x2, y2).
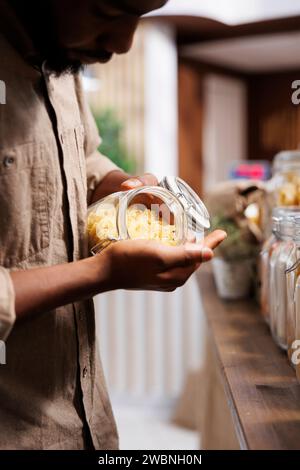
(88, 205, 177, 251)
(87, 177, 210, 254)
(269, 151, 300, 208)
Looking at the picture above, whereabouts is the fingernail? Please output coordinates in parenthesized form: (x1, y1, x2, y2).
(122, 178, 142, 188)
(201, 247, 213, 261)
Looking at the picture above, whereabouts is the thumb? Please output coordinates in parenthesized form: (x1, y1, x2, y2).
(121, 177, 144, 190)
(161, 244, 213, 270)
(185, 244, 213, 263)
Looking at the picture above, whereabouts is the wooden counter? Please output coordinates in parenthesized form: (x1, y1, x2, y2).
(197, 268, 300, 450)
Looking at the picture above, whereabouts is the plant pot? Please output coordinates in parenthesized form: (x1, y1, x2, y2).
(211, 257, 254, 300)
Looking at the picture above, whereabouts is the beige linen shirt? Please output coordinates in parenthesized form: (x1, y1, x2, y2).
(0, 4, 119, 449)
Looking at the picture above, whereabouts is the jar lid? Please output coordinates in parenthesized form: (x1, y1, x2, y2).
(273, 150, 300, 174)
(159, 176, 210, 230)
(272, 207, 300, 239)
(273, 206, 300, 220)
(279, 216, 295, 239)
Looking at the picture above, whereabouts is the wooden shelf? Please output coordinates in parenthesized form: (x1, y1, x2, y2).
(197, 267, 300, 450)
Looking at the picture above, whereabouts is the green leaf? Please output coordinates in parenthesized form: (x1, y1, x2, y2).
(210, 214, 259, 261)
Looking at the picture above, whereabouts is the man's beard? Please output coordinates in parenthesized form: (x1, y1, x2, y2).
(32, 44, 85, 76)
(34, 46, 113, 76)
(29, 24, 85, 76)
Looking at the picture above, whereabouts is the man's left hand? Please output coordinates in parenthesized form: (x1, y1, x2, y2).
(91, 170, 158, 204)
(120, 173, 158, 190)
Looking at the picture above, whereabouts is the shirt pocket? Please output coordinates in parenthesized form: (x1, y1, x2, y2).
(0, 142, 52, 267)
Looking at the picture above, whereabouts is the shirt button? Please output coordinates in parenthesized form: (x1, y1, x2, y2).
(82, 367, 88, 379)
(3, 156, 14, 168)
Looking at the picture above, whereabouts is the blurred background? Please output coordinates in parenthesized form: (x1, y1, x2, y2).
(83, 0, 300, 450)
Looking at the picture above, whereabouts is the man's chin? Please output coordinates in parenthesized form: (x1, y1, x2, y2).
(71, 50, 113, 65)
(81, 55, 113, 65)
(45, 59, 84, 76)
(39, 49, 113, 76)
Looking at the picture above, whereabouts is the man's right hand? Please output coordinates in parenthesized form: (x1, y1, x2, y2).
(96, 229, 227, 292)
(11, 230, 226, 319)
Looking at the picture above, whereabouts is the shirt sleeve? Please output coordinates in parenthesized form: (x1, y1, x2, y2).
(0, 267, 16, 341)
(75, 75, 121, 204)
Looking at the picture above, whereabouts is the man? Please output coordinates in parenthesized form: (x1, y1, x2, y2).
(0, 0, 226, 450)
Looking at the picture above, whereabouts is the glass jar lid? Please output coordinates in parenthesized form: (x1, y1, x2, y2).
(272, 207, 300, 239)
(159, 176, 210, 230)
(273, 151, 300, 174)
(273, 206, 300, 219)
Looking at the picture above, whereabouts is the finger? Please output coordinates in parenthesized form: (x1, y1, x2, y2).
(202, 230, 227, 251)
(137, 173, 158, 186)
(120, 173, 158, 190)
(158, 244, 213, 271)
(184, 245, 213, 264)
(120, 178, 143, 190)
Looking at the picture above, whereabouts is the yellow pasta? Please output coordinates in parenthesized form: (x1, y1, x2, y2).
(279, 182, 298, 206)
(277, 173, 300, 206)
(88, 205, 177, 250)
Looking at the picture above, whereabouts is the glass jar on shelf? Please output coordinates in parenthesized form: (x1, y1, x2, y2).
(295, 276, 300, 382)
(263, 152, 300, 236)
(286, 216, 300, 365)
(269, 211, 296, 350)
(87, 176, 210, 254)
(269, 151, 300, 207)
(260, 210, 282, 324)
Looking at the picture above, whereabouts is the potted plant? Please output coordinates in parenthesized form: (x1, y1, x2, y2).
(210, 214, 260, 300)
(206, 181, 265, 300)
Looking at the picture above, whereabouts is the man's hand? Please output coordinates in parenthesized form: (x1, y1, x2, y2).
(120, 173, 158, 190)
(11, 230, 226, 319)
(13, 167, 225, 317)
(97, 229, 226, 292)
(90, 170, 158, 203)
(86, 170, 227, 293)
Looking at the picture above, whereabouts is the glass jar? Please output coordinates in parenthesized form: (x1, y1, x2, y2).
(295, 277, 300, 381)
(260, 211, 281, 324)
(269, 151, 300, 207)
(263, 152, 300, 236)
(269, 212, 296, 350)
(87, 176, 210, 254)
(286, 216, 300, 366)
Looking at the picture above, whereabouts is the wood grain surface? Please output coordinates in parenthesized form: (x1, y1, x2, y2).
(197, 267, 300, 450)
